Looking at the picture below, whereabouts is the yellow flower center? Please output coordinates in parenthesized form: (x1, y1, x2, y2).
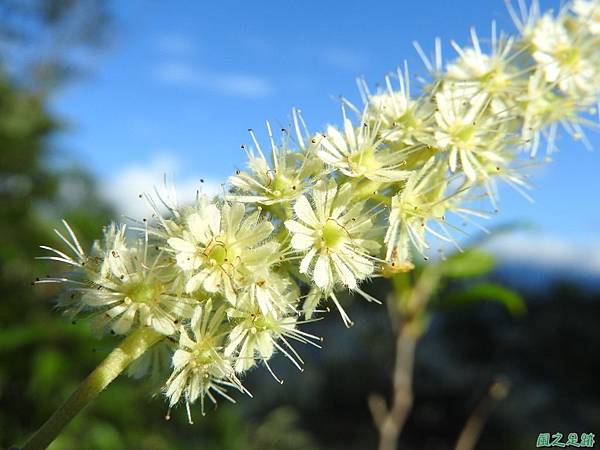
(556, 46, 580, 68)
(192, 341, 215, 367)
(207, 243, 227, 266)
(126, 281, 162, 305)
(270, 173, 298, 198)
(320, 220, 346, 249)
(348, 147, 381, 175)
(449, 123, 476, 146)
(482, 68, 508, 93)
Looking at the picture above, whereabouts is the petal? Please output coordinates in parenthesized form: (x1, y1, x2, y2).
(168, 237, 196, 253)
(449, 148, 458, 172)
(257, 331, 274, 358)
(464, 93, 487, 124)
(225, 326, 247, 356)
(341, 246, 374, 278)
(190, 305, 204, 333)
(202, 269, 221, 293)
(112, 306, 137, 335)
(331, 253, 357, 289)
(303, 288, 321, 319)
(186, 214, 209, 243)
(172, 349, 191, 369)
(460, 149, 477, 180)
(285, 220, 314, 236)
(293, 195, 318, 225)
(227, 202, 246, 232)
(312, 179, 337, 220)
(238, 220, 273, 246)
(206, 204, 222, 236)
(185, 272, 205, 294)
(291, 233, 314, 250)
(175, 251, 200, 271)
(313, 253, 332, 289)
(300, 248, 317, 274)
(151, 316, 176, 335)
(327, 126, 349, 153)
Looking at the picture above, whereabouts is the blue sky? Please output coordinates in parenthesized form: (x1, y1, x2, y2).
(51, 0, 600, 269)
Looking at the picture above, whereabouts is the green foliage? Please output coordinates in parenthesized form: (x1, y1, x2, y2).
(0, 68, 114, 448)
(388, 247, 524, 338)
(438, 282, 526, 316)
(440, 248, 495, 279)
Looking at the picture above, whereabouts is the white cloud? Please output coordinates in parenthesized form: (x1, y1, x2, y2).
(484, 232, 600, 276)
(100, 153, 221, 220)
(154, 62, 272, 98)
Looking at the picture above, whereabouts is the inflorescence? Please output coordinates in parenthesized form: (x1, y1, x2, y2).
(38, 1, 600, 423)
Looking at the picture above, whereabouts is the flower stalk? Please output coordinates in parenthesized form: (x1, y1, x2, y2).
(18, 327, 164, 450)
(369, 269, 437, 450)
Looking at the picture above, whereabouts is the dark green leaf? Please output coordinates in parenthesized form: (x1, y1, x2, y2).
(438, 282, 526, 316)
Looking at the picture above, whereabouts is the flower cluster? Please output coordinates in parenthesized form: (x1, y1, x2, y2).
(40, 1, 600, 422)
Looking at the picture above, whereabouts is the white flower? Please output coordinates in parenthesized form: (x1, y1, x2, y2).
(225, 302, 320, 376)
(531, 14, 597, 96)
(385, 158, 449, 262)
(44, 223, 194, 336)
(573, 0, 600, 35)
(433, 88, 511, 180)
(318, 109, 410, 182)
(167, 197, 278, 302)
(285, 179, 380, 292)
(165, 300, 247, 422)
(520, 69, 592, 156)
(228, 113, 322, 205)
(362, 68, 433, 146)
(446, 27, 524, 116)
(243, 268, 299, 317)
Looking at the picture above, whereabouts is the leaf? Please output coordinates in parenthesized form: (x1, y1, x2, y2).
(440, 249, 495, 278)
(438, 282, 526, 316)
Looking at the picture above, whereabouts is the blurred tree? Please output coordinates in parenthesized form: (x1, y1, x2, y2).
(0, 68, 117, 448)
(0, 0, 111, 88)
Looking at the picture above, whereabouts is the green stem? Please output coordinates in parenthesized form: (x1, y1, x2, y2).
(18, 327, 164, 450)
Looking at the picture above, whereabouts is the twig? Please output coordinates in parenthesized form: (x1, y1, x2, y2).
(370, 266, 441, 450)
(374, 323, 418, 450)
(454, 378, 510, 450)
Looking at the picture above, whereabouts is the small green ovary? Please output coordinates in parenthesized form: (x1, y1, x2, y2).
(449, 123, 476, 146)
(320, 220, 346, 249)
(348, 147, 381, 175)
(482, 68, 509, 92)
(192, 342, 216, 366)
(396, 109, 421, 131)
(207, 244, 228, 265)
(126, 281, 162, 305)
(556, 46, 580, 68)
(270, 173, 299, 198)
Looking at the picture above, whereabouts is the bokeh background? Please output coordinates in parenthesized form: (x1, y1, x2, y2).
(1, 0, 599, 449)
